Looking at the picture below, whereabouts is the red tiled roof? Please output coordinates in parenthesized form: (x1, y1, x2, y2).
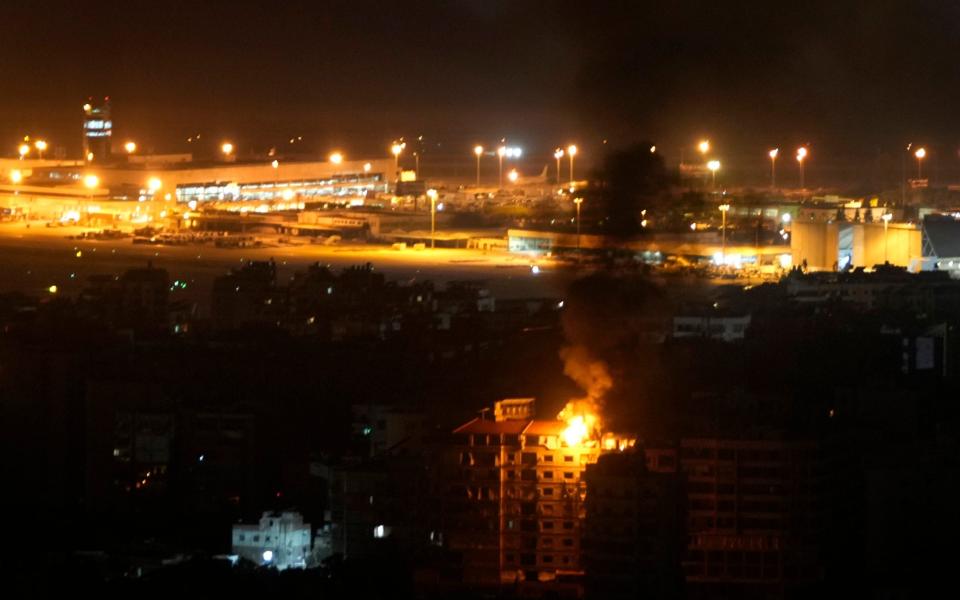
(453, 418, 531, 435)
(523, 420, 567, 435)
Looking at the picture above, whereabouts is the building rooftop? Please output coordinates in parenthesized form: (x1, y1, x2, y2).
(452, 417, 567, 436)
(524, 419, 567, 436)
(453, 417, 530, 435)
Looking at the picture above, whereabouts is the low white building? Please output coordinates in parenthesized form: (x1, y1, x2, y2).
(672, 314, 751, 342)
(232, 511, 312, 570)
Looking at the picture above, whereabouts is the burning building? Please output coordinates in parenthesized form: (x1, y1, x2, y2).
(437, 398, 634, 592)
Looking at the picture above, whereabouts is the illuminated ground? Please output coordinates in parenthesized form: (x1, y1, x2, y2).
(0, 222, 574, 312)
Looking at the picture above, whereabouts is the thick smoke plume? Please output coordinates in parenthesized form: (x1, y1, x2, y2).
(558, 345, 611, 432)
(557, 272, 665, 433)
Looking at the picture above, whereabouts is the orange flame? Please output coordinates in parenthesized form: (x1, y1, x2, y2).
(558, 401, 600, 447)
(557, 346, 609, 447)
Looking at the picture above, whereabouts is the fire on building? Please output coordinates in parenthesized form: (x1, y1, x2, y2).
(438, 398, 635, 590)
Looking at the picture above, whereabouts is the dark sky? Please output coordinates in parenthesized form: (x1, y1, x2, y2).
(3, 0, 960, 175)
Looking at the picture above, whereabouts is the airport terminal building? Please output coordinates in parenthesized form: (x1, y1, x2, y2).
(0, 154, 395, 221)
(102, 156, 394, 205)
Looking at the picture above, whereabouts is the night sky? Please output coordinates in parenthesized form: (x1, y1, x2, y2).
(3, 0, 959, 172)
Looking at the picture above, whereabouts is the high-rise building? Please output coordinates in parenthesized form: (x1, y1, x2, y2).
(677, 438, 839, 599)
(583, 451, 685, 600)
(82, 97, 112, 163)
(437, 398, 634, 593)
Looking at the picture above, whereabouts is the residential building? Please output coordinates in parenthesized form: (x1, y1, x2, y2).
(437, 398, 624, 594)
(232, 511, 312, 570)
(583, 451, 685, 600)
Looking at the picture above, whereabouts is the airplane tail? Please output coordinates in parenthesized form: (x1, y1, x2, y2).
(539, 164, 548, 179)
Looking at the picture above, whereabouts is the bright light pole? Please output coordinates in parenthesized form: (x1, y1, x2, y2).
(391, 142, 405, 177)
(882, 212, 893, 263)
(567, 145, 577, 186)
(698, 140, 710, 156)
(796, 147, 808, 189)
(573, 197, 583, 259)
(271, 159, 279, 198)
(707, 160, 721, 189)
(84, 173, 99, 202)
(768, 148, 779, 188)
(329, 151, 343, 165)
(719, 203, 731, 265)
(18, 143, 29, 160)
(221, 142, 234, 158)
(34, 140, 47, 159)
(427, 188, 438, 249)
(474, 145, 483, 187)
(915, 147, 926, 179)
(497, 146, 506, 188)
(124, 141, 137, 154)
(11, 169, 23, 197)
(554, 148, 564, 184)
(507, 169, 519, 184)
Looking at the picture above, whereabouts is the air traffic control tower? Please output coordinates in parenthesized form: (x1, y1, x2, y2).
(82, 97, 112, 164)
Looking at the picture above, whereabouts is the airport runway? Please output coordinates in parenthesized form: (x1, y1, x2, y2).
(0, 222, 574, 313)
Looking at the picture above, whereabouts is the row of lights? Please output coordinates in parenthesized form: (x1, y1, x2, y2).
(699, 139, 930, 187)
(12, 135, 931, 178)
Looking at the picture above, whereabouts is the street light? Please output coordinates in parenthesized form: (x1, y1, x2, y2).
(554, 148, 564, 185)
(567, 145, 577, 186)
(34, 140, 47, 159)
(427, 188, 438, 249)
(124, 141, 137, 154)
(796, 147, 808, 189)
(147, 177, 162, 193)
(915, 147, 926, 179)
(698, 140, 710, 156)
(84, 173, 99, 203)
(391, 142, 405, 175)
(707, 160, 721, 188)
(271, 160, 280, 197)
(10, 169, 23, 184)
(221, 142, 234, 157)
(329, 151, 343, 165)
(507, 168, 519, 184)
(363, 162, 372, 173)
(474, 145, 483, 187)
(497, 146, 507, 188)
(882, 212, 893, 263)
(18, 143, 29, 159)
(573, 197, 583, 259)
(768, 148, 779, 188)
(719, 203, 731, 265)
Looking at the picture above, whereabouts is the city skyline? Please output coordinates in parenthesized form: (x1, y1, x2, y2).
(3, 3, 960, 597)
